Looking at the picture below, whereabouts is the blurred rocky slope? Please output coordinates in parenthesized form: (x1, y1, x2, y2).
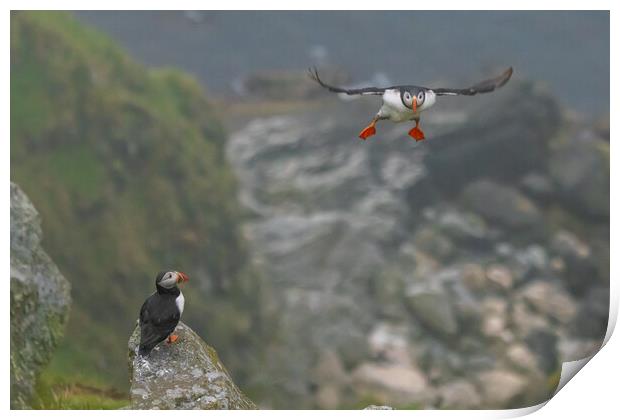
(11, 182, 71, 408)
(227, 76, 609, 408)
(10, 11, 274, 394)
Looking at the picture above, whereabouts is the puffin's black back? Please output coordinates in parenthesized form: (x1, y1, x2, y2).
(138, 271, 181, 356)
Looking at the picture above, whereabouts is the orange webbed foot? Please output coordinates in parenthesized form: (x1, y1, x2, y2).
(167, 334, 179, 344)
(408, 126, 426, 142)
(359, 125, 377, 140)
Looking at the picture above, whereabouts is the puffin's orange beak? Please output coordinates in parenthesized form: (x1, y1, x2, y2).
(413, 97, 417, 113)
(176, 272, 189, 284)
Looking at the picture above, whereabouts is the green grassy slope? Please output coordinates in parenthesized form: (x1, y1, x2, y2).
(11, 11, 272, 401)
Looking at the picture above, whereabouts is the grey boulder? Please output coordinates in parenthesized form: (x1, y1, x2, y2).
(128, 322, 256, 409)
(10, 182, 71, 409)
(462, 180, 542, 231)
(549, 132, 609, 219)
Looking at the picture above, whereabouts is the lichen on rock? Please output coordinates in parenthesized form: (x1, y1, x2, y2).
(128, 322, 256, 409)
(10, 182, 71, 409)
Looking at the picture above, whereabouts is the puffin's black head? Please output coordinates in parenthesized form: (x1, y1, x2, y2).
(400, 88, 427, 112)
(155, 270, 189, 293)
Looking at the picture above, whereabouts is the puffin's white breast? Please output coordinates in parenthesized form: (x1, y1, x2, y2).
(176, 292, 185, 316)
(379, 89, 437, 123)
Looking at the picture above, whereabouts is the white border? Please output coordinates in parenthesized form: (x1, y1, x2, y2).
(3, 2, 616, 419)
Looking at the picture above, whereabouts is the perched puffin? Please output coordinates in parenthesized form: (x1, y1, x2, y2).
(308, 66, 513, 141)
(138, 270, 189, 357)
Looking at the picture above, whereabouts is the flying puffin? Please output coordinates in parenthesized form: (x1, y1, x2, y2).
(308, 66, 513, 141)
(138, 270, 189, 357)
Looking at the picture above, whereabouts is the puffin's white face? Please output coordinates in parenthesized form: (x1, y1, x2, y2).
(402, 90, 415, 109)
(158, 271, 189, 289)
(410, 90, 435, 112)
(418, 90, 436, 111)
(400, 89, 436, 113)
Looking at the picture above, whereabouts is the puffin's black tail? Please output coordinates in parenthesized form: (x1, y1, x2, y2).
(138, 345, 153, 357)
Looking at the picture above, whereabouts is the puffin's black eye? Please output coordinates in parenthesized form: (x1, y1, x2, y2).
(417, 91, 425, 104)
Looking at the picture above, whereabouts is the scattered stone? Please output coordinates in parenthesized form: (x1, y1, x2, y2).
(414, 227, 454, 261)
(511, 301, 550, 337)
(551, 230, 597, 294)
(368, 323, 411, 365)
(482, 297, 508, 315)
(520, 172, 554, 200)
(462, 263, 487, 291)
(10, 183, 71, 409)
(506, 344, 539, 372)
(313, 350, 348, 385)
(381, 154, 427, 191)
(480, 298, 510, 340)
(550, 257, 566, 272)
(486, 264, 514, 290)
(465, 354, 496, 372)
(552, 230, 591, 259)
(316, 383, 341, 409)
(404, 285, 458, 336)
(549, 134, 609, 219)
(364, 405, 393, 410)
(482, 315, 507, 339)
(437, 380, 482, 409)
(477, 369, 528, 408)
(520, 281, 578, 323)
(352, 362, 430, 406)
(412, 250, 442, 279)
(572, 287, 609, 339)
(462, 180, 542, 230)
(436, 209, 488, 242)
(495, 242, 515, 257)
(373, 269, 407, 318)
(128, 322, 256, 409)
(513, 245, 549, 280)
(524, 330, 559, 375)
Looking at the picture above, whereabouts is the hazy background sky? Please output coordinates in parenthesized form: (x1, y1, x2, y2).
(76, 11, 609, 117)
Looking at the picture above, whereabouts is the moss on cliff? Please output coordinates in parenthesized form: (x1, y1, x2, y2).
(11, 11, 270, 396)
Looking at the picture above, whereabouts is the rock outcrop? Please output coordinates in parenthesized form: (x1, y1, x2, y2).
(10, 182, 71, 409)
(128, 322, 256, 409)
(549, 131, 609, 219)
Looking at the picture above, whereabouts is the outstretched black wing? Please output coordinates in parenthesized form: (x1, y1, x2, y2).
(138, 294, 180, 356)
(308, 67, 386, 96)
(432, 67, 513, 96)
